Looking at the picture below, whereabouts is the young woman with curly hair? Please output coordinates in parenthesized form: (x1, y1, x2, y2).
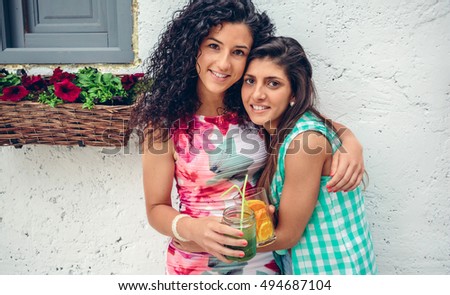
(128, 0, 365, 275)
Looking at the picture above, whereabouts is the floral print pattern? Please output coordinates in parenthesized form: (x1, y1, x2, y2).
(166, 113, 280, 275)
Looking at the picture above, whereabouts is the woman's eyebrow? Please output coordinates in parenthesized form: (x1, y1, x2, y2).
(206, 37, 250, 50)
(244, 73, 283, 80)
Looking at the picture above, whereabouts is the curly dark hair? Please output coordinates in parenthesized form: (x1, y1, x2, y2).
(127, 0, 275, 142)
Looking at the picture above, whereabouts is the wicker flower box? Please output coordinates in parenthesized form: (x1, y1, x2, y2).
(0, 101, 131, 147)
(0, 67, 145, 148)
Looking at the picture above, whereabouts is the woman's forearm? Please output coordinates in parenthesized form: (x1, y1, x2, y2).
(331, 121, 358, 144)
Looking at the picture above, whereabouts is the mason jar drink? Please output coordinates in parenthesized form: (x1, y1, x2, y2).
(222, 205, 257, 262)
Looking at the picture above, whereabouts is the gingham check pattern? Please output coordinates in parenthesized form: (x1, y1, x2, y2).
(270, 111, 377, 274)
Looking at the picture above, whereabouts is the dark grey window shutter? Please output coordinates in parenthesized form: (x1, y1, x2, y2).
(0, 0, 134, 64)
(0, 1, 6, 52)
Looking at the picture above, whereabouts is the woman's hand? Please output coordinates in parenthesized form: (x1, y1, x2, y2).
(172, 240, 204, 253)
(326, 138, 364, 192)
(178, 216, 248, 263)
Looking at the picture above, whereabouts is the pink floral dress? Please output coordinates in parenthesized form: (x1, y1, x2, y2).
(166, 112, 280, 275)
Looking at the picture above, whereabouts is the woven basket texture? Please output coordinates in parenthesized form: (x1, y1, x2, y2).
(0, 101, 131, 147)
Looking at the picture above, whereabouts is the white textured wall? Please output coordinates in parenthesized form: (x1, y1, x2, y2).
(1, 0, 449, 274)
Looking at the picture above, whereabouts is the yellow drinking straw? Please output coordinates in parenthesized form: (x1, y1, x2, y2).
(220, 174, 249, 230)
(241, 174, 248, 228)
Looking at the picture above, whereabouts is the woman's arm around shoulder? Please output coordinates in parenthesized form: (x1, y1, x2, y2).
(327, 120, 365, 192)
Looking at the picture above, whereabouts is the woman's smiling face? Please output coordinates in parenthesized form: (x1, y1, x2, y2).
(241, 57, 293, 133)
(196, 22, 253, 101)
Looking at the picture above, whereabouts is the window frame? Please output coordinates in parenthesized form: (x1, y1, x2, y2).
(0, 0, 134, 64)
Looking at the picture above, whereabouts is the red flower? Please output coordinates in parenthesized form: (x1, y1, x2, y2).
(49, 67, 76, 84)
(0, 85, 29, 101)
(121, 73, 144, 90)
(21, 75, 46, 91)
(54, 79, 81, 102)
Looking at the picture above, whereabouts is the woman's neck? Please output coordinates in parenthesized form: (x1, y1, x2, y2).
(196, 103, 227, 117)
(263, 122, 278, 135)
(196, 87, 226, 116)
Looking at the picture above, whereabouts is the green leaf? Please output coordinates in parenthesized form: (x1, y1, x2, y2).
(38, 91, 62, 107)
(0, 74, 21, 88)
(102, 73, 114, 84)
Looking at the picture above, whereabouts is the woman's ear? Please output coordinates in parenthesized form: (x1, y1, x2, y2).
(289, 96, 295, 107)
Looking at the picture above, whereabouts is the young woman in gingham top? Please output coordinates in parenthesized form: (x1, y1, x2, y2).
(241, 36, 377, 274)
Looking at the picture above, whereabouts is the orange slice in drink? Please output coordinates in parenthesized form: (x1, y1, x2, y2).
(253, 208, 265, 228)
(246, 200, 266, 227)
(258, 220, 274, 242)
(245, 200, 273, 242)
(246, 200, 266, 211)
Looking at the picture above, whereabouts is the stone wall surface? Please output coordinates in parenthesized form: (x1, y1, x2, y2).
(1, 0, 449, 274)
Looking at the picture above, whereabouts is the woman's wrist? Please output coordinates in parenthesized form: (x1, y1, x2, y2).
(171, 214, 191, 242)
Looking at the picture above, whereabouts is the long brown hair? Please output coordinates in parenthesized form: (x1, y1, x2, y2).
(248, 37, 334, 195)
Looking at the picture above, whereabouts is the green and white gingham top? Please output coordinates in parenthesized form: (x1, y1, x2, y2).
(270, 111, 377, 275)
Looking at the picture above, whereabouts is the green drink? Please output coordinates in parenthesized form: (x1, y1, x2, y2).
(222, 205, 257, 262)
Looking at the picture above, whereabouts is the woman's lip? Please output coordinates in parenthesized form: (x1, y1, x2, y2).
(209, 70, 230, 80)
(250, 104, 270, 112)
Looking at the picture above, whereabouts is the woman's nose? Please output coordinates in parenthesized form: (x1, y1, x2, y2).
(217, 53, 231, 71)
(252, 85, 266, 100)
